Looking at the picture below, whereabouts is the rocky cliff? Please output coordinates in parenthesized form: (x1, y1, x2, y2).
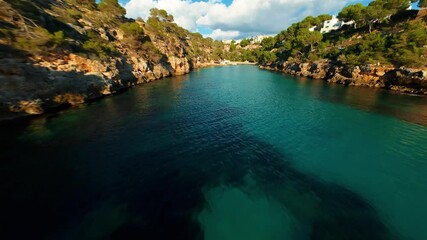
(261, 60, 427, 95)
(0, 0, 218, 122)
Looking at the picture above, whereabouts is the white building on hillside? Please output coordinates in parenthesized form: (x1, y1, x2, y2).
(309, 15, 354, 34)
(320, 16, 354, 34)
(222, 39, 241, 44)
(308, 2, 412, 34)
(251, 35, 271, 44)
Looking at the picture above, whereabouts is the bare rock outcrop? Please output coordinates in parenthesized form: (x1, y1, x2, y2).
(261, 60, 427, 95)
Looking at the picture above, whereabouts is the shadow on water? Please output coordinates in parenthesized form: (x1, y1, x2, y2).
(262, 70, 427, 127)
(107, 124, 392, 240)
(0, 71, 395, 240)
(306, 79, 427, 127)
(3, 122, 391, 239)
(314, 83, 427, 127)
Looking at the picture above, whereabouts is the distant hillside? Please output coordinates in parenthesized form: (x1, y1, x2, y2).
(258, 0, 427, 95)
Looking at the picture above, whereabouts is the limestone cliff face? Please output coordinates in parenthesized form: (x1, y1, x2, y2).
(0, 0, 216, 122)
(261, 60, 427, 95)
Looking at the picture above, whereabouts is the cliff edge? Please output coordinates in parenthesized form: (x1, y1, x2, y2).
(0, 0, 218, 122)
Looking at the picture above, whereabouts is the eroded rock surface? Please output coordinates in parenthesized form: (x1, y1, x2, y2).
(261, 60, 427, 95)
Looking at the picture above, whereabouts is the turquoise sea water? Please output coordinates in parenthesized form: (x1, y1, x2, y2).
(1, 65, 427, 240)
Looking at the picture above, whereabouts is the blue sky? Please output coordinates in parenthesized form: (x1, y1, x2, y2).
(120, 0, 414, 39)
(120, 0, 234, 6)
(120, 0, 370, 8)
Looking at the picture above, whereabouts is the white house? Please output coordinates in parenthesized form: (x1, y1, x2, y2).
(309, 2, 413, 34)
(251, 35, 271, 44)
(312, 15, 354, 34)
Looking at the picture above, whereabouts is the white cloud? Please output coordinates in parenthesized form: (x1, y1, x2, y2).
(207, 29, 240, 40)
(125, 0, 219, 31)
(124, 0, 358, 39)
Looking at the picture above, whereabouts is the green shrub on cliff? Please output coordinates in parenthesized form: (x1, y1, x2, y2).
(98, 0, 126, 17)
(65, 0, 96, 9)
(337, 19, 427, 67)
(16, 27, 51, 50)
(10, 27, 67, 53)
(120, 22, 144, 38)
(388, 20, 427, 66)
(146, 8, 176, 31)
(51, 31, 66, 46)
(119, 21, 149, 45)
(338, 4, 365, 29)
(82, 31, 116, 59)
(148, 8, 175, 23)
(340, 32, 389, 66)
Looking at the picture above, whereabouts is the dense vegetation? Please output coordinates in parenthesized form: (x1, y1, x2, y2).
(255, 0, 427, 67)
(0, 0, 127, 58)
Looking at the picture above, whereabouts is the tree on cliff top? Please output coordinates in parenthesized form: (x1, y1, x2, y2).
(338, 3, 365, 29)
(350, 0, 414, 32)
(297, 15, 332, 29)
(98, 0, 126, 17)
(383, 0, 411, 11)
(149, 8, 175, 23)
(261, 37, 276, 51)
(240, 38, 251, 47)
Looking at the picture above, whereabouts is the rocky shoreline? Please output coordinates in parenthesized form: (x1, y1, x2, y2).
(260, 60, 427, 95)
(0, 0, 221, 123)
(0, 46, 253, 124)
(0, 0, 241, 123)
(0, 54, 219, 123)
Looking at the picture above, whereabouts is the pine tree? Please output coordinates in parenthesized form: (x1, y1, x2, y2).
(98, 0, 126, 17)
